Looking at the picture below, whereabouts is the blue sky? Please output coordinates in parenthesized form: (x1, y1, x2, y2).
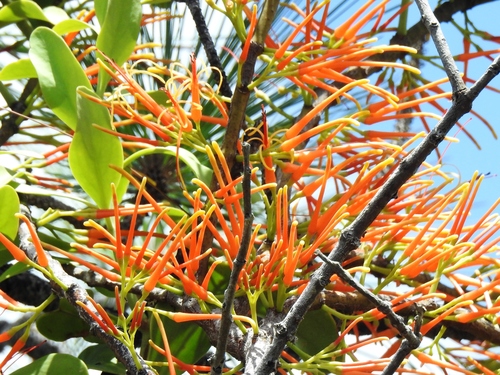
(408, 1, 500, 222)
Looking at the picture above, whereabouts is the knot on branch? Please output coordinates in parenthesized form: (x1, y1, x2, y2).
(453, 89, 472, 112)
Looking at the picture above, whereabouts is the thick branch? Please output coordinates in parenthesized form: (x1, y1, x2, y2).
(64, 265, 500, 360)
(15, 206, 155, 375)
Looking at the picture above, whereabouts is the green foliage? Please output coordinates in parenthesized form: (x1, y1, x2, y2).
(95, 0, 142, 95)
(69, 86, 124, 208)
(0, 185, 19, 239)
(295, 309, 338, 357)
(0, 0, 51, 25)
(36, 299, 90, 341)
(0, 59, 37, 81)
(29, 27, 92, 130)
(10, 353, 88, 375)
(1, 1, 500, 374)
(149, 310, 211, 373)
(78, 344, 126, 375)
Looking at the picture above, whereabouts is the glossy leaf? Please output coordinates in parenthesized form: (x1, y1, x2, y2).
(0, 261, 30, 283)
(68, 87, 124, 209)
(52, 19, 96, 35)
(29, 27, 92, 130)
(42, 6, 69, 24)
(207, 262, 231, 295)
(0, 185, 19, 240)
(0, 0, 49, 24)
(149, 306, 211, 371)
(0, 59, 37, 81)
(94, 0, 109, 25)
(36, 309, 90, 341)
(295, 309, 338, 356)
(96, 0, 142, 95)
(11, 354, 88, 375)
(79, 344, 126, 375)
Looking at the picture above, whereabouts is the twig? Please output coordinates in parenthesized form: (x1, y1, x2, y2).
(253, 3, 500, 374)
(183, 0, 233, 99)
(15, 206, 155, 375)
(61, 264, 500, 363)
(315, 250, 423, 373)
(198, 0, 280, 283)
(414, 0, 466, 94)
(211, 143, 253, 375)
(315, 251, 421, 348)
(381, 305, 424, 375)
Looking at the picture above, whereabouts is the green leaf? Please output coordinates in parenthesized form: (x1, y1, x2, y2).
(36, 309, 90, 341)
(0, 185, 19, 240)
(295, 309, 338, 356)
(68, 86, 124, 208)
(95, 0, 141, 95)
(124, 147, 212, 186)
(94, 0, 109, 25)
(0, 261, 30, 283)
(42, 6, 69, 24)
(149, 310, 211, 373)
(0, 165, 15, 186)
(0, 247, 14, 267)
(11, 354, 88, 375)
(52, 19, 96, 35)
(79, 344, 126, 375)
(0, 59, 37, 81)
(0, 0, 49, 24)
(29, 27, 92, 130)
(208, 262, 231, 295)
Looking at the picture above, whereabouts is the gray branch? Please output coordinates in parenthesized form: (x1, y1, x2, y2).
(252, 1, 500, 372)
(15, 206, 155, 375)
(211, 143, 253, 374)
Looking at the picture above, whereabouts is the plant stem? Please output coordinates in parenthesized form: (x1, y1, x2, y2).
(211, 143, 253, 375)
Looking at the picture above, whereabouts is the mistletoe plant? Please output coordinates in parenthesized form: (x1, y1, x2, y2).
(1, 0, 500, 374)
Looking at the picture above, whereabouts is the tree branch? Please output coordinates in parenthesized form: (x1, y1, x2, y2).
(253, 1, 500, 372)
(198, 0, 280, 283)
(62, 265, 500, 361)
(14, 206, 155, 375)
(211, 143, 253, 374)
(183, 0, 233, 99)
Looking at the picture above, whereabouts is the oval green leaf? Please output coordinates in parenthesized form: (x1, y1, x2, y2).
(11, 353, 88, 375)
(0, 58, 37, 81)
(79, 344, 126, 375)
(94, 0, 109, 25)
(0, 185, 19, 240)
(296, 309, 338, 356)
(42, 6, 69, 24)
(0, 0, 48, 24)
(149, 307, 211, 370)
(36, 309, 90, 341)
(68, 86, 123, 208)
(29, 27, 92, 130)
(52, 19, 96, 36)
(95, 0, 141, 95)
